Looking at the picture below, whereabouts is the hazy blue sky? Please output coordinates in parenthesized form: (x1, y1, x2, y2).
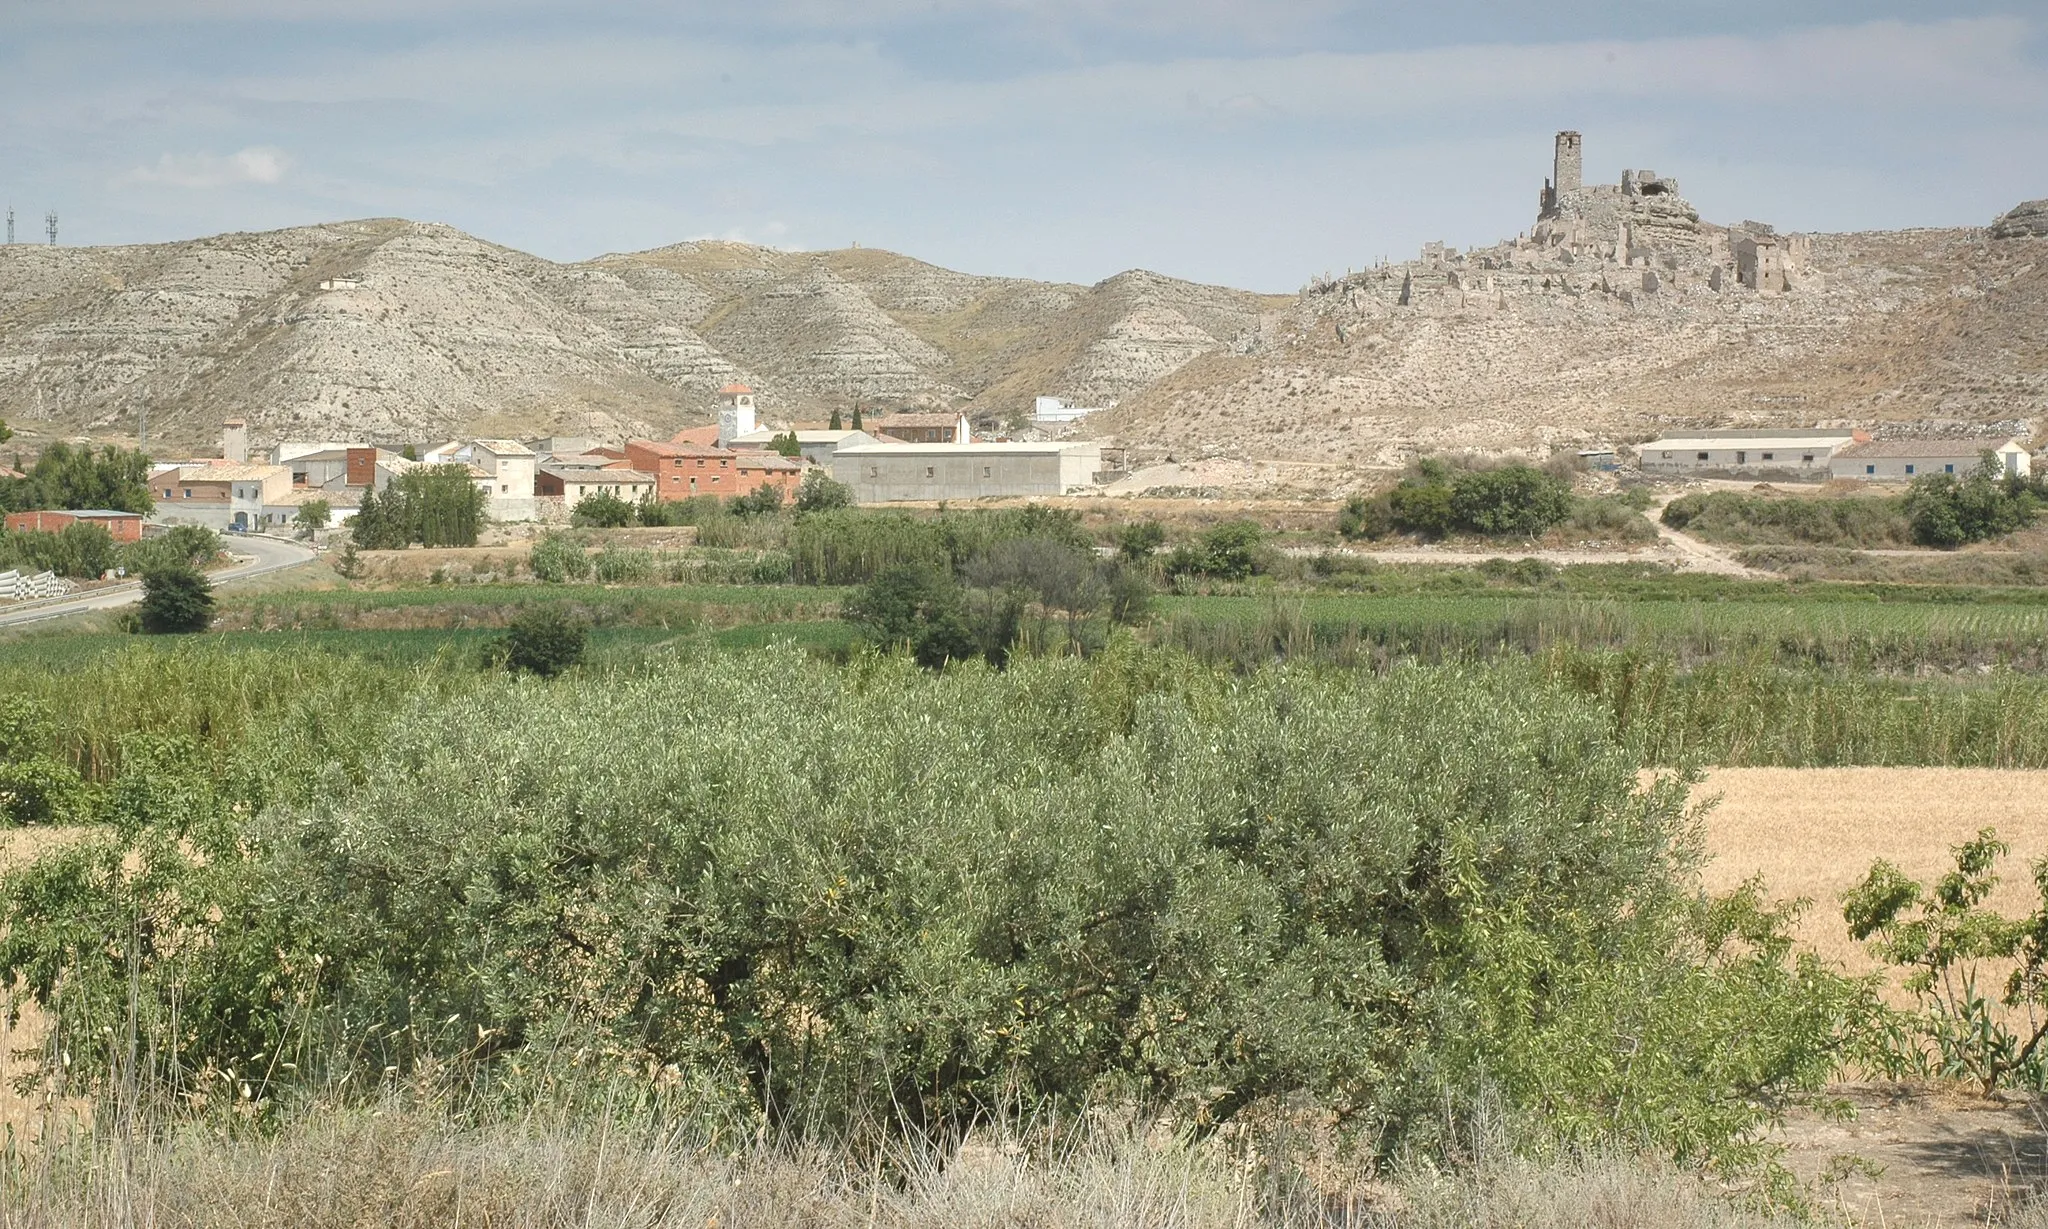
(5, 1, 2045, 290)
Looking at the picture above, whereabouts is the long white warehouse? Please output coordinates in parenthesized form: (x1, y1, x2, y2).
(833, 442, 1102, 503)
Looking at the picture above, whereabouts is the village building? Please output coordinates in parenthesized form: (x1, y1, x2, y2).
(867, 412, 971, 445)
(4, 508, 145, 543)
(1829, 438, 2032, 481)
(150, 462, 296, 531)
(535, 465, 657, 511)
(726, 427, 881, 466)
(832, 442, 1102, 503)
(1635, 429, 1863, 477)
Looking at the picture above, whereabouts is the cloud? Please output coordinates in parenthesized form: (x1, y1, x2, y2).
(126, 146, 291, 189)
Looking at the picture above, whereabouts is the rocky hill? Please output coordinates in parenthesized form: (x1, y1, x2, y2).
(1, 181, 2043, 474)
(0, 221, 1283, 453)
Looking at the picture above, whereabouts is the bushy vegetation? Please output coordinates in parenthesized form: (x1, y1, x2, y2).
(0, 522, 219, 580)
(0, 648, 1863, 1170)
(350, 465, 488, 548)
(1902, 465, 2042, 547)
(1846, 828, 2048, 1092)
(1667, 465, 2045, 550)
(570, 490, 635, 528)
(1340, 460, 1575, 541)
(1661, 491, 1911, 548)
(484, 605, 587, 676)
(137, 565, 215, 634)
(0, 441, 155, 515)
(528, 530, 593, 583)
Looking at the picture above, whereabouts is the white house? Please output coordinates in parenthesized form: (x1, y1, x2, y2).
(1829, 438, 2032, 482)
(1635, 429, 1862, 477)
(418, 440, 538, 520)
(1031, 396, 1113, 428)
(832, 442, 1102, 503)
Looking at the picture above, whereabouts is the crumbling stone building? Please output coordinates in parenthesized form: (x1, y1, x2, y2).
(1329, 131, 1812, 313)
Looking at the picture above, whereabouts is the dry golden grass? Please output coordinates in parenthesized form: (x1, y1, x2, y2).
(1695, 768, 2048, 974)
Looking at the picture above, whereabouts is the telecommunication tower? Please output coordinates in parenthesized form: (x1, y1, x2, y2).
(45, 212, 58, 245)
(5, 208, 13, 244)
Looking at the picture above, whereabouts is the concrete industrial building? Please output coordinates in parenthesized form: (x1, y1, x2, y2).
(1635, 429, 1863, 477)
(1830, 438, 2032, 481)
(727, 427, 881, 466)
(833, 442, 1102, 503)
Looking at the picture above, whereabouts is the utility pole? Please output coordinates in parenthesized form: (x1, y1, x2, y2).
(44, 211, 57, 245)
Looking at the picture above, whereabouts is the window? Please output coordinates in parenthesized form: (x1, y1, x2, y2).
(1661, 451, 1673, 459)
(925, 466, 935, 479)
(982, 466, 992, 478)
(1905, 465, 1916, 475)
(1761, 452, 1774, 461)
(1865, 465, 1875, 475)
(1802, 454, 1815, 464)
(183, 488, 191, 498)
(500, 484, 509, 493)
(163, 488, 173, 498)
(1696, 452, 1709, 461)
(1945, 464, 1955, 474)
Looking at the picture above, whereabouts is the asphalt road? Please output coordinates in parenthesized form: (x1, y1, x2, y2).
(0, 534, 319, 631)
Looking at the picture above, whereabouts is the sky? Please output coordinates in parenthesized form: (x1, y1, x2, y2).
(4, 1, 2046, 292)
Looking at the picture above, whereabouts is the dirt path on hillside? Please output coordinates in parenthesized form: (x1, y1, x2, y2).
(1644, 494, 1766, 577)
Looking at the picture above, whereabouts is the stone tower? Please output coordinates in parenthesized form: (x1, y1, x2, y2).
(1553, 131, 1583, 196)
(221, 418, 248, 464)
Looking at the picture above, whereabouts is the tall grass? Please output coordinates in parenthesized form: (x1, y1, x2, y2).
(0, 1095, 1807, 1229)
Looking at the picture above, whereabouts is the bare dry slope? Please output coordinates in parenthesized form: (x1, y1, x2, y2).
(2, 214, 2042, 470)
(1095, 226, 2048, 466)
(0, 225, 1273, 452)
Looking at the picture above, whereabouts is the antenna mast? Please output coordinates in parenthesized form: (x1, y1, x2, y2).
(44, 211, 57, 245)
(5, 208, 12, 244)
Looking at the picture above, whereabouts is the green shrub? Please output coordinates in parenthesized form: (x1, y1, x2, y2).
(529, 532, 593, 583)
(1451, 466, 1573, 537)
(0, 652, 1863, 1167)
(727, 483, 786, 518)
(1661, 491, 1911, 547)
(592, 544, 656, 584)
(1342, 461, 1571, 540)
(487, 606, 587, 677)
(1165, 520, 1265, 580)
(571, 491, 635, 528)
(1903, 466, 2038, 548)
(1846, 827, 2048, 1092)
(794, 470, 854, 513)
(842, 564, 977, 667)
(137, 566, 214, 634)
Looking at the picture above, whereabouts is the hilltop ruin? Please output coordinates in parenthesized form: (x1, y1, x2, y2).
(1334, 131, 1814, 312)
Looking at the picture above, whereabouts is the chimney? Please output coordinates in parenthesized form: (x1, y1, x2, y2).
(221, 418, 249, 463)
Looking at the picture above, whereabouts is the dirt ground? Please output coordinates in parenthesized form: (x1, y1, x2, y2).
(1, 827, 88, 1145)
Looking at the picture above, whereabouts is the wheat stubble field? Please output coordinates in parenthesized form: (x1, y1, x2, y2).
(1696, 768, 2048, 972)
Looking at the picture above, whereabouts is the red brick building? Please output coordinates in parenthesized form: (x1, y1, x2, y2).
(4, 509, 145, 542)
(625, 439, 807, 502)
